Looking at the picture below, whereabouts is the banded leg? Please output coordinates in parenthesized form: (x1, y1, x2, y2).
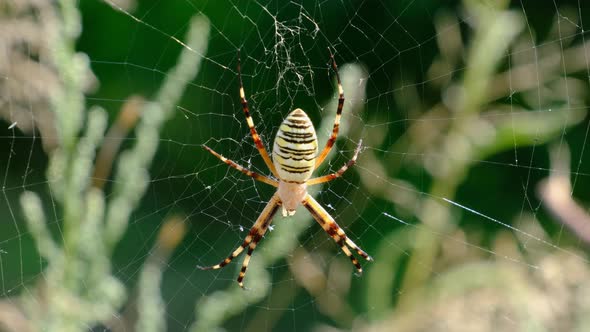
(198, 194, 281, 288)
(237, 53, 279, 178)
(315, 50, 345, 169)
(307, 140, 362, 186)
(302, 194, 372, 275)
(203, 145, 278, 187)
(236, 196, 280, 288)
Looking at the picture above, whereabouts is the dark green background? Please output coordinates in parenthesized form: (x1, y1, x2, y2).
(1, 0, 590, 331)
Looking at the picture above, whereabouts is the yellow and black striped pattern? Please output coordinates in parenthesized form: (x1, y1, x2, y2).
(272, 108, 318, 182)
(302, 193, 373, 275)
(199, 52, 373, 289)
(197, 194, 281, 288)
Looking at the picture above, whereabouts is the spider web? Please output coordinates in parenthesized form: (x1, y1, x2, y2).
(1, 0, 590, 331)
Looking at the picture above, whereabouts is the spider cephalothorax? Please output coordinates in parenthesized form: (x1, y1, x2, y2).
(199, 52, 372, 288)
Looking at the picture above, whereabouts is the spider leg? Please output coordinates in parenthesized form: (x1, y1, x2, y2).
(315, 49, 345, 170)
(198, 194, 281, 288)
(302, 194, 372, 275)
(307, 140, 362, 186)
(203, 145, 278, 187)
(237, 52, 280, 178)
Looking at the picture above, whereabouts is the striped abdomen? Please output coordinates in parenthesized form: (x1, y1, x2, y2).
(273, 108, 318, 183)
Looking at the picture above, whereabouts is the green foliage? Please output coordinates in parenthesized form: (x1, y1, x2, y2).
(15, 2, 210, 331)
(1, 0, 590, 331)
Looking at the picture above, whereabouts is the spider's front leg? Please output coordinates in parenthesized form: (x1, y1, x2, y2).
(198, 194, 281, 288)
(236, 52, 279, 178)
(315, 50, 345, 169)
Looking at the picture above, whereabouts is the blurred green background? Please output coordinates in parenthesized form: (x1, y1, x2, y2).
(1, 0, 590, 331)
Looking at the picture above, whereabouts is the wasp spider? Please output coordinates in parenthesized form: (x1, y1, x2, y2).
(199, 52, 372, 288)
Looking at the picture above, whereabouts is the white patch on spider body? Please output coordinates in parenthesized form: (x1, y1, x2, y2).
(277, 181, 307, 216)
(272, 108, 319, 216)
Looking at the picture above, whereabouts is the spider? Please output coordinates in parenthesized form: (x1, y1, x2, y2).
(198, 51, 372, 288)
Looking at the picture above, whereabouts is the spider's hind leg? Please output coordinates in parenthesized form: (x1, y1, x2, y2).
(198, 194, 281, 288)
(197, 233, 251, 271)
(302, 194, 372, 274)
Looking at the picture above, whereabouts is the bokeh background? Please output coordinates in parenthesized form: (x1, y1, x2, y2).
(1, 0, 590, 331)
